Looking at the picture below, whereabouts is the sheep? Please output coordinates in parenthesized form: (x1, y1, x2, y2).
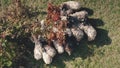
(60, 11, 88, 26)
(71, 27, 84, 41)
(79, 23, 97, 41)
(44, 45, 56, 58)
(64, 28, 72, 37)
(32, 35, 43, 60)
(70, 11, 88, 23)
(52, 40, 64, 54)
(33, 42, 42, 60)
(61, 1, 81, 10)
(42, 48, 52, 64)
(60, 1, 81, 16)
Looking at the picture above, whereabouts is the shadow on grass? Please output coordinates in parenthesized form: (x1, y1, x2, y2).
(47, 27, 112, 68)
(88, 28, 112, 47)
(39, 11, 47, 15)
(7, 21, 111, 68)
(28, 11, 41, 18)
(28, 11, 47, 18)
(5, 8, 111, 68)
(88, 18, 104, 27)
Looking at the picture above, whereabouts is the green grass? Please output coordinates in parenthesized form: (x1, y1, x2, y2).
(1, 0, 120, 68)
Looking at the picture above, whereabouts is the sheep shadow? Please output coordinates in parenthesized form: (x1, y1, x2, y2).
(6, 7, 111, 68)
(48, 7, 111, 67)
(74, 28, 111, 59)
(8, 19, 111, 68)
(88, 18, 104, 27)
(52, 19, 111, 68)
(41, 19, 111, 68)
(6, 36, 65, 68)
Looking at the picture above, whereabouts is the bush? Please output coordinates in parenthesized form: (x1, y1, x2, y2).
(0, 39, 16, 67)
(0, 0, 37, 67)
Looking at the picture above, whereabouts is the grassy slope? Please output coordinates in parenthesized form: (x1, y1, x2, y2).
(1, 0, 120, 68)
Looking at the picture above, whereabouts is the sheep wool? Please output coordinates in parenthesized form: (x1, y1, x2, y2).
(71, 28, 84, 41)
(44, 45, 56, 57)
(42, 49, 52, 64)
(70, 11, 88, 21)
(79, 23, 97, 41)
(62, 1, 81, 10)
(34, 41, 42, 60)
(52, 40, 64, 54)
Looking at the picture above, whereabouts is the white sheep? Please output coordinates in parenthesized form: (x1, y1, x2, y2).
(52, 40, 64, 54)
(60, 1, 81, 16)
(79, 23, 97, 41)
(33, 40, 43, 60)
(42, 48, 52, 64)
(71, 27, 84, 41)
(61, 1, 81, 10)
(44, 45, 56, 58)
(70, 11, 88, 22)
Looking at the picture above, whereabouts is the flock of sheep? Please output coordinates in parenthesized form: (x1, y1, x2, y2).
(33, 1, 97, 64)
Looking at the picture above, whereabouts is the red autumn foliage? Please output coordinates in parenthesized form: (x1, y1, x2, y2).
(47, 32, 56, 40)
(47, 3, 61, 22)
(58, 20, 68, 29)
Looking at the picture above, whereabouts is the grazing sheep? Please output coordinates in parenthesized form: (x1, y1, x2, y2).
(79, 23, 97, 41)
(44, 45, 56, 58)
(31, 1, 98, 64)
(60, 10, 88, 25)
(61, 1, 81, 10)
(34, 42, 42, 60)
(71, 27, 84, 41)
(32, 35, 43, 60)
(52, 40, 64, 54)
(60, 1, 81, 16)
(60, 8, 73, 16)
(42, 48, 52, 64)
(38, 35, 56, 58)
(70, 11, 88, 22)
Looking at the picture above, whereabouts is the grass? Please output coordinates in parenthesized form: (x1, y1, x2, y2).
(1, 0, 120, 68)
